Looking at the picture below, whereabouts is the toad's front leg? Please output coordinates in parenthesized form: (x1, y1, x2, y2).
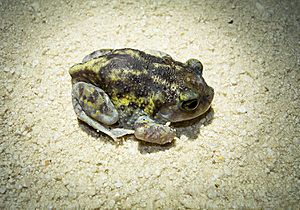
(134, 116, 176, 145)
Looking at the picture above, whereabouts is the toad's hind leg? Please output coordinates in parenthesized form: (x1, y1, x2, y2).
(72, 82, 134, 139)
(72, 82, 118, 125)
(82, 49, 113, 63)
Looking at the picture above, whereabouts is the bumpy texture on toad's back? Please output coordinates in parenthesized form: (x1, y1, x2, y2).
(69, 48, 214, 129)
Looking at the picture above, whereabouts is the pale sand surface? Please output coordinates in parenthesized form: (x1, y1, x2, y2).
(0, 0, 299, 209)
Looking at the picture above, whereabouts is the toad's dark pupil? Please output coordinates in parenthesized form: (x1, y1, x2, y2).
(182, 99, 199, 111)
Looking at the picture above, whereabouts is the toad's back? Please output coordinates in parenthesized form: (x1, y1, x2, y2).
(69, 49, 191, 125)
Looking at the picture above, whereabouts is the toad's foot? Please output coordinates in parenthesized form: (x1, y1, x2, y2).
(134, 116, 176, 145)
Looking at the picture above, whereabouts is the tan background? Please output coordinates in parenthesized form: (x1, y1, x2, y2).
(0, 0, 299, 209)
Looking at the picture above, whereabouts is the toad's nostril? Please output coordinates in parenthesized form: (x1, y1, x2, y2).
(205, 91, 214, 101)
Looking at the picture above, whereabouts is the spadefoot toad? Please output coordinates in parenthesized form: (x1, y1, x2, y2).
(69, 48, 214, 144)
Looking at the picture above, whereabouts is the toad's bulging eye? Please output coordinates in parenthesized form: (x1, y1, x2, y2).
(186, 59, 203, 76)
(180, 99, 199, 111)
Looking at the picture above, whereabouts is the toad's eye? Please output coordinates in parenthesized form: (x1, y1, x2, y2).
(186, 59, 203, 76)
(180, 99, 199, 111)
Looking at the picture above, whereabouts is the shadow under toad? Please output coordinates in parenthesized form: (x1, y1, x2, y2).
(77, 107, 214, 153)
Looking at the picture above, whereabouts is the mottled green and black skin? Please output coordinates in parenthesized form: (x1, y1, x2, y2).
(69, 48, 214, 144)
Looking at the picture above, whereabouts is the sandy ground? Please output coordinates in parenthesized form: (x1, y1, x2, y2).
(0, 0, 299, 209)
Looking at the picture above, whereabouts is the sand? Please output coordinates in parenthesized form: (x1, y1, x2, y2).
(0, 0, 299, 209)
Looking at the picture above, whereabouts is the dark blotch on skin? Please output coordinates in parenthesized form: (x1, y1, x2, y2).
(99, 102, 109, 113)
(119, 105, 126, 111)
(135, 87, 148, 97)
(128, 102, 138, 109)
(72, 70, 99, 85)
(101, 54, 146, 75)
(87, 89, 99, 104)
